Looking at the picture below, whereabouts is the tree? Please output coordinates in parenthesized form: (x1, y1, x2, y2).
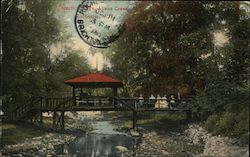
(51, 49, 91, 96)
(2, 0, 91, 112)
(105, 1, 217, 96)
(2, 0, 61, 110)
(190, 2, 249, 143)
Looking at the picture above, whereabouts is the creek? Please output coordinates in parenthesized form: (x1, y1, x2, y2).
(55, 119, 140, 156)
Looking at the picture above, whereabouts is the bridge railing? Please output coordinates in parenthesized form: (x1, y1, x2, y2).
(114, 97, 192, 110)
(38, 97, 75, 110)
(8, 97, 75, 120)
(74, 96, 192, 110)
(8, 96, 193, 121)
(114, 97, 137, 109)
(10, 97, 41, 120)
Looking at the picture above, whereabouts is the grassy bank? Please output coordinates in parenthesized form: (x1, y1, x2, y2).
(1, 123, 46, 146)
(104, 111, 187, 132)
(205, 111, 249, 145)
(136, 113, 187, 132)
(1, 115, 78, 146)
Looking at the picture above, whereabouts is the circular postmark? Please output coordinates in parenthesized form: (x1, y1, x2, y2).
(75, 1, 135, 48)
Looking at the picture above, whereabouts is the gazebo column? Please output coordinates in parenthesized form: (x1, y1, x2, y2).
(72, 86, 76, 97)
(112, 87, 118, 107)
(72, 86, 76, 106)
(113, 87, 118, 97)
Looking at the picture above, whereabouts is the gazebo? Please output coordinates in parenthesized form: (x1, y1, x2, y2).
(64, 72, 124, 98)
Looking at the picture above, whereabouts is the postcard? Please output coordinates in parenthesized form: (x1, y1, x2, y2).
(1, 1, 249, 156)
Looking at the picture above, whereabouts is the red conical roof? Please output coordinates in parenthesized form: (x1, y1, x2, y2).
(64, 73, 123, 88)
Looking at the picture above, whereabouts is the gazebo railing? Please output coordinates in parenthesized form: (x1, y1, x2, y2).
(76, 96, 115, 107)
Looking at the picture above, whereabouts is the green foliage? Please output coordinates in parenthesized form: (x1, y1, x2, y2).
(123, 113, 187, 132)
(196, 81, 249, 143)
(205, 109, 249, 145)
(188, 2, 250, 143)
(192, 80, 234, 116)
(205, 114, 219, 133)
(2, 0, 59, 111)
(239, 133, 249, 145)
(201, 81, 249, 144)
(233, 110, 249, 137)
(46, 51, 90, 96)
(213, 112, 236, 135)
(141, 113, 187, 133)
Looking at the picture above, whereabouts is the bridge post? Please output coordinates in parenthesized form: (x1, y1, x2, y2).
(61, 111, 65, 130)
(133, 110, 137, 131)
(53, 111, 56, 130)
(186, 110, 192, 123)
(39, 111, 43, 124)
(40, 97, 43, 108)
(133, 100, 138, 131)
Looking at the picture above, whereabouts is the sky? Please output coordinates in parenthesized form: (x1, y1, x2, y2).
(55, 1, 135, 71)
(56, 0, 100, 70)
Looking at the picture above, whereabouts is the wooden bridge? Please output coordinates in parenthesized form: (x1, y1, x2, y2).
(8, 96, 192, 131)
(5, 73, 192, 131)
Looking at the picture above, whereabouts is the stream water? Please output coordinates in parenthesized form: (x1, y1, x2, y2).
(55, 133, 138, 156)
(55, 114, 139, 156)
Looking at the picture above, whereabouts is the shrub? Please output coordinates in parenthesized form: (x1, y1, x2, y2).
(213, 112, 236, 135)
(205, 114, 220, 133)
(205, 110, 249, 145)
(239, 133, 249, 145)
(232, 110, 249, 136)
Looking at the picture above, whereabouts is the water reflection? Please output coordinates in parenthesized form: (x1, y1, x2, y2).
(92, 121, 127, 135)
(56, 134, 139, 157)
